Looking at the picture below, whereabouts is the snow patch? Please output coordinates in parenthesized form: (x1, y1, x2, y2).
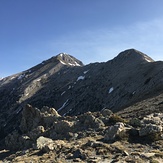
(132, 91, 136, 95)
(144, 56, 153, 62)
(18, 74, 25, 80)
(84, 70, 89, 74)
(16, 107, 22, 114)
(25, 93, 29, 96)
(10, 77, 15, 80)
(57, 99, 69, 112)
(59, 60, 66, 65)
(68, 85, 71, 89)
(74, 61, 81, 66)
(77, 76, 85, 81)
(61, 91, 66, 96)
(109, 87, 114, 93)
(36, 78, 41, 82)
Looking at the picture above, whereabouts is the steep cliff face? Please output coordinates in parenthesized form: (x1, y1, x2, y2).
(1, 49, 163, 141)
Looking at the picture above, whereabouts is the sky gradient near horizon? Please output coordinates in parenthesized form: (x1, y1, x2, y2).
(1, 0, 163, 77)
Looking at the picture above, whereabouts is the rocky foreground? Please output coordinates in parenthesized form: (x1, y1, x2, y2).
(1, 104, 163, 163)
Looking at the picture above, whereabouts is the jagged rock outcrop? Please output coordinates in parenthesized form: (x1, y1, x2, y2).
(104, 122, 126, 141)
(1, 49, 163, 152)
(3, 103, 163, 162)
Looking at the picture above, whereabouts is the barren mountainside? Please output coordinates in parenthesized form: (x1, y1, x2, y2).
(1, 49, 163, 162)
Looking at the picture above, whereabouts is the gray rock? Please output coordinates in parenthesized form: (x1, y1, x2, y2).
(104, 122, 125, 141)
(139, 124, 162, 136)
(101, 108, 113, 117)
(83, 112, 105, 129)
(36, 136, 54, 152)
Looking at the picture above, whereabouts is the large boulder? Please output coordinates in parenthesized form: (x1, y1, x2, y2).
(36, 136, 54, 152)
(104, 122, 125, 141)
(139, 124, 162, 137)
(20, 104, 42, 133)
(139, 113, 163, 137)
(20, 104, 61, 133)
(79, 112, 105, 129)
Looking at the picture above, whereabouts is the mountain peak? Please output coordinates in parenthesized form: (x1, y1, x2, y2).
(56, 53, 84, 67)
(114, 49, 154, 63)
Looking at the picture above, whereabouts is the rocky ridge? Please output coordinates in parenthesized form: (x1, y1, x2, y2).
(1, 49, 163, 162)
(2, 104, 163, 162)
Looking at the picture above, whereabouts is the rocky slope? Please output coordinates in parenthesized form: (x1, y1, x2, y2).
(1, 105, 163, 162)
(1, 49, 163, 162)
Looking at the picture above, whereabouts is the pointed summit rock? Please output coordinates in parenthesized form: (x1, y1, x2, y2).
(45, 53, 84, 67)
(113, 49, 154, 65)
(56, 53, 84, 67)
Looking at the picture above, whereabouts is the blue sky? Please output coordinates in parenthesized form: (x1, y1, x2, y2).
(1, 0, 163, 77)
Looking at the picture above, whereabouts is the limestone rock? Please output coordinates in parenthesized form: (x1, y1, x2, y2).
(101, 108, 113, 117)
(104, 122, 125, 141)
(20, 104, 42, 133)
(36, 136, 54, 152)
(82, 112, 105, 129)
(20, 104, 61, 134)
(139, 124, 162, 136)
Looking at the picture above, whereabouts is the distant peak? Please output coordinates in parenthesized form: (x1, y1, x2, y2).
(114, 49, 154, 63)
(56, 53, 84, 67)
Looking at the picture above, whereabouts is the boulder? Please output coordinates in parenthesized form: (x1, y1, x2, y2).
(139, 124, 162, 136)
(36, 136, 54, 152)
(82, 112, 105, 129)
(20, 104, 61, 133)
(53, 120, 74, 134)
(20, 104, 42, 133)
(101, 108, 113, 117)
(104, 122, 125, 141)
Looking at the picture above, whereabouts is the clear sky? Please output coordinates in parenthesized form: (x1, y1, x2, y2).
(1, 0, 163, 77)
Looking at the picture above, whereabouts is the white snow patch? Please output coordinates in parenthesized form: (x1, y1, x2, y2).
(74, 61, 81, 66)
(109, 87, 114, 93)
(144, 56, 153, 62)
(132, 91, 136, 95)
(36, 78, 41, 82)
(60, 60, 66, 65)
(61, 91, 66, 96)
(57, 99, 69, 112)
(28, 70, 31, 73)
(16, 108, 22, 114)
(67, 62, 81, 67)
(10, 77, 15, 80)
(18, 74, 25, 80)
(84, 70, 89, 74)
(77, 76, 85, 81)
(25, 93, 29, 96)
(68, 63, 76, 66)
(68, 85, 71, 89)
